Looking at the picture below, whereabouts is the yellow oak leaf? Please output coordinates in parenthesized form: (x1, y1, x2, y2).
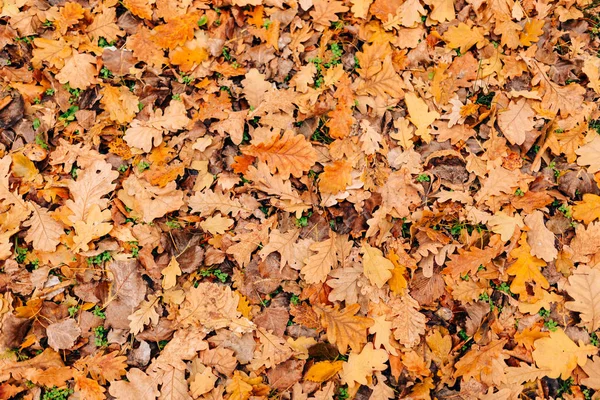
(340, 342, 388, 388)
(305, 360, 344, 382)
(387, 250, 408, 296)
(581, 356, 600, 390)
(11, 152, 38, 181)
(350, 0, 373, 19)
(55, 52, 98, 90)
(369, 315, 398, 355)
(161, 256, 182, 290)
(200, 213, 234, 235)
(583, 57, 600, 94)
(532, 329, 597, 379)
(100, 85, 139, 124)
(507, 233, 548, 296)
(573, 193, 600, 225)
(72, 205, 113, 253)
(405, 92, 440, 142)
(326, 105, 354, 139)
(122, 0, 153, 20)
(54, 2, 85, 35)
(576, 136, 600, 173)
(74, 373, 106, 400)
(519, 19, 544, 47)
(319, 160, 352, 194)
(31, 38, 72, 69)
(453, 339, 508, 386)
(87, 7, 123, 42)
(152, 13, 200, 49)
(426, 0, 455, 23)
(361, 243, 393, 288)
(314, 303, 374, 354)
(226, 371, 253, 400)
(65, 161, 118, 224)
(127, 295, 160, 336)
(74, 351, 127, 384)
(169, 45, 208, 72)
(524, 210, 557, 262)
(442, 22, 486, 53)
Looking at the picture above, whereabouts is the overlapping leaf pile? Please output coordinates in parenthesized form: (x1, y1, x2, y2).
(1, 0, 600, 398)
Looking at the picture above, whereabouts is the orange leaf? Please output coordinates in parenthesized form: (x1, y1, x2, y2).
(319, 160, 352, 194)
(241, 131, 317, 179)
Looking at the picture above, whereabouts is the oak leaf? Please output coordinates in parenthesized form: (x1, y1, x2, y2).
(128, 295, 160, 335)
(581, 356, 600, 390)
(100, 85, 139, 124)
(188, 189, 249, 218)
(74, 351, 127, 384)
(250, 328, 294, 369)
(519, 19, 544, 47)
(532, 329, 596, 379)
(524, 210, 557, 262)
(453, 339, 508, 386)
(108, 368, 160, 400)
(319, 160, 352, 194)
(576, 136, 600, 173)
(573, 194, 600, 225)
(355, 56, 404, 99)
(200, 214, 234, 235)
(564, 265, 600, 332)
(122, 0, 153, 19)
(86, 7, 123, 42)
(66, 160, 118, 223)
(126, 27, 168, 68)
(23, 203, 63, 253)
(302, 236, 337, 284)
(31, 38, 72, 69)
(178, 282, 253, 333)
(310, 0, 349, 31)
(507, 233, 548, 296)
(152, 13, 199, 49)
(55, 52, 98, 90)
(226, 371, 253, 400)
(497, 99, 536, 145)
(369, 315, 398, 355)
(72, 205, 113, 253)
(74, 373, 106, 400)
(405, 92, 440, 143)
(361, 243, 393, 288)
(442, 235, 504, 277)
(259, 228, 302, 270)
(314, 303, 374, 354)
(583, 57, 600, 94)
(241, 130, 317, 179)
(340, 342, 388, 388)
(443, 23, 485, 53)
(327, 264, 363, 304)
(305, 361, 344, 382)
(241, 69, 272, 108)
(118, 175, 184, 223)
(390, 294, 426, 348)
(161, 257, 182, 290)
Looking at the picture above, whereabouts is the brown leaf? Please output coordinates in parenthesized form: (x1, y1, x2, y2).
(46, 318, 81, 351)
(314, 303, 374, 354)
